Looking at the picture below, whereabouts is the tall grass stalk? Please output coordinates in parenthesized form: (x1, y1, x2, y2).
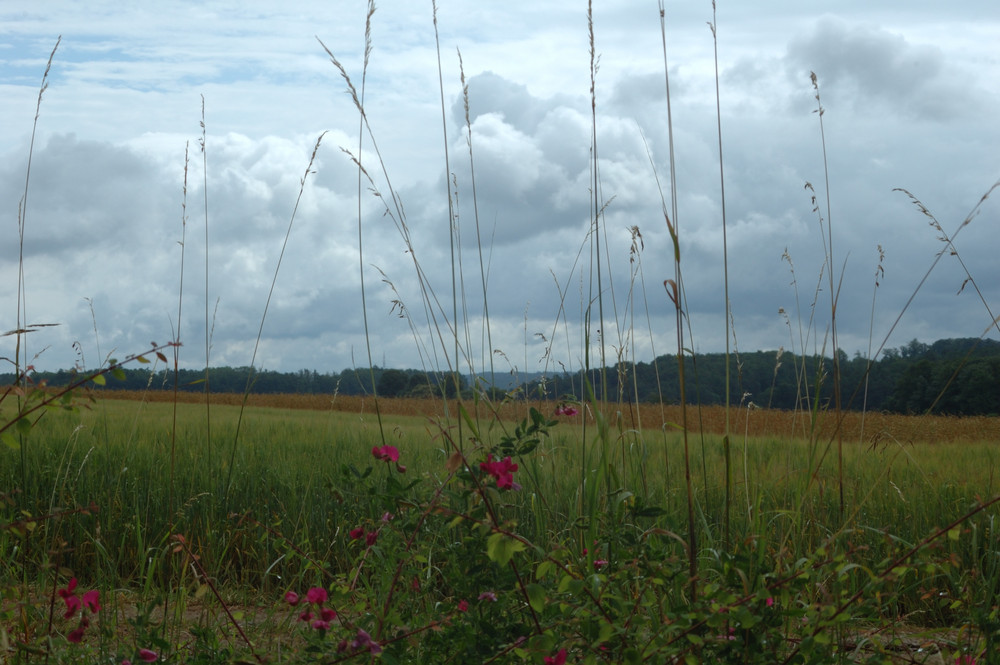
(224, 133, 326, 500)
(352, 0, 389, 449)
(809, 72, 845, 518)
(708, 0, 733, 552)
(431, 0, 464, 441)
(457, 49, 497, 398)
(199, 95, 213, 475)
(658, 0, 697, 596)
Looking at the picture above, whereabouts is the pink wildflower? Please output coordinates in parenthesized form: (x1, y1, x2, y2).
(320, 607, 337, 621)
(349, 527, 365, 539)
(955, 656, 977, 665)
(372, 445, 400, 462)
(544, 648, 567, 665)
(593, 559, 608, 570)
(67, 626, 86, 643)
(478, 591, 497, 602)
(365, 531, 379, 546)
(381, 512, 394, 522)
(350, 628, 381, 654)
(312, 619, 331, 631)
(58, 579, 80, 618)
(480, 454, 519, 489)
(284, 590, 300, 606)
(82, 589, 100, 613)
(555, 405, 579, 417)
(138, 649, 158, 662)
(298, 610, 314, 622)
(457, 599, 469, 612)
(306, 587, 328, 605)
(765, 596, 774, 607)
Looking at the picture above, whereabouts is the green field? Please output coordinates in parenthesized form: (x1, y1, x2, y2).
(3, 396, 999, 662)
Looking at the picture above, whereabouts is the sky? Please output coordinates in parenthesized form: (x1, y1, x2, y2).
(2, 1, 999, 382)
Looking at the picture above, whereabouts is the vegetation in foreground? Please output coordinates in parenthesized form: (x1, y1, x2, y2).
(2, 393, 999, 663)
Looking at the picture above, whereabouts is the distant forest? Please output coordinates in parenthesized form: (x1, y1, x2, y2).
(4, 338, 999, 416)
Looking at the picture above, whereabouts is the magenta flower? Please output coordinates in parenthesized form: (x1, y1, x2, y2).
(765, 596, 774, 607)
(365, 531, 379, 546)
(298, 610, 314, 622)
(311, 619, 331, 631)
(67, 626, 86, 643)
(350, 628, 381, 654)
(284, 590, 300, 606)
(372, 445, 400, 462)
(58, 579, 81, 618)
(593, 559, 608, 570)
(306, 587, 328, 605)
(956, 656, 977, 665)
(555, 405, 579, 417)
(349, 527, 365, 540)
(320, 607, 337, 621)
(82, 589, 100, 613)
(480, 454, 519, 489)
(544, 648, 567, 665)
(138, 649, 158, 662)
(457, 599, 469, 612)
(478, 591, 497, 602)
(381, 512, 394, 522)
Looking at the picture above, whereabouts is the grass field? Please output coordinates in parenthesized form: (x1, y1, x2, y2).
(3, 393, 999, 662)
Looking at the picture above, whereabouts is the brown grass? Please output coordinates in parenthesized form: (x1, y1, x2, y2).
(93, 390, 1000, 444)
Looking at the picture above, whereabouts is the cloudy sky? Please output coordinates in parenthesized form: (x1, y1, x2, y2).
(2, 1, 998, 381)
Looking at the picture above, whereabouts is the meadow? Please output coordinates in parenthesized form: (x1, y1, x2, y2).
(3, 392, 999, 663)
(5, 2, 1000, 664)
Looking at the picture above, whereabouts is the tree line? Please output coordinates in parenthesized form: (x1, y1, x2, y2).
(4, 337, 998, 415)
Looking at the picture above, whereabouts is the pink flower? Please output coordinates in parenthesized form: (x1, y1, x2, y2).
(298, 610, 314, 622)
(365, 531, 379, 546)
(320, 607, 337, 621)
(284, 591, 300, 606)
(593, 559, 608, 570)
(544, 648, 567, 665)
(765, 596, 774, 607)
(555, 405, 579, 417)
(58, 579, 81, 618)
(82, 589, 100, 613)
(372, 445, 400, 462)
(956, 656, 977, 665)
(306, 587, 328, 605)
(478, 591, 497, 602)
(350, 628, 381, 654)
(312, 619, 331, 630)
(62, 594, 81, 618)
(349, 527, 365, 540)
(457, 599, 469, 612)
(122, 660, 132, 665)
(67, 626, 86, 643)
(138, 649, 158, 662)
(480, 455, 519, 489)
(381, 512, 394, 522)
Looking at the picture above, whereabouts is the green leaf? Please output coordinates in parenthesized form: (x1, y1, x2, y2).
(92, 374, 106, 386)
(598, 619, 615, 643)
(486, 532, 526, 567)
(526, 583, 546, 613)
(536, 560, 555, 580)
(136, 355, 150, 364)
(1, 432, 19, 451)
(111, 366, 126, 380)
